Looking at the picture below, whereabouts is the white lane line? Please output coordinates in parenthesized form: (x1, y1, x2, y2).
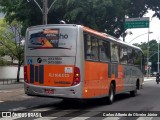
(42, 109, 80, 119)
(102, 117, 120, 120)
(32, 107, 55, 112)
(34, 117, 57, 120)
(70, 111, 101, 120)
(69, 117, 90, 120)
(34, 110, 79, 120)
(0, 90, 13, 93)
(137, 117, 153, 120)
(9, 107, 26, 111)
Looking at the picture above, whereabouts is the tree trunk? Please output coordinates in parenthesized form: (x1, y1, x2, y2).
(11, 57, 14, 64)
(17, 61, 21, 82)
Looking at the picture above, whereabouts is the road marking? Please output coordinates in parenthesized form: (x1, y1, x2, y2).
(32, 107, 55, 112)
(43, 109, 80, 119)
(70, 117, 90, 120)
(34, 117, 57, 120)
(0, 101, 4, 103)
(137, 117, 153, 120)
(70, 111, 101, 120)
(0, 90, 13, 93)
(9, 107, 26, 111)
(102, 117, 120, 120)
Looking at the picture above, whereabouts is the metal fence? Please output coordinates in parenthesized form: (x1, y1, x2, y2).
(0, 78, 24, 85)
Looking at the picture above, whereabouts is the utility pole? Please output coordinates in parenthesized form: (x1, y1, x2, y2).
(146, 20, 150, 78)
(158, 37, 159, 73)
(28, 0, 57, 25)
(43, 0, 48, 25)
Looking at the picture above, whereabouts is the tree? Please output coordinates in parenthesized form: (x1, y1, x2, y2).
(134, 39, 158, 73)
(1, 0, 160, 37)
(0, 19, 24, 82)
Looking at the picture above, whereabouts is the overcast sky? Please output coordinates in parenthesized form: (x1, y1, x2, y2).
(0, 13, 4, 18)
(121, 10, 160, 44)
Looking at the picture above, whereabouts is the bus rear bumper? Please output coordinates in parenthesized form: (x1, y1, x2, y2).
(24, 83, 82, 99)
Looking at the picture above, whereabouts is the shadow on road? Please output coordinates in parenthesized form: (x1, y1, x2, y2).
(30, 92, 135, 111)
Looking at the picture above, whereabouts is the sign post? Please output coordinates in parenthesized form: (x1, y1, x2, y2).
(125, 17, 149, 29)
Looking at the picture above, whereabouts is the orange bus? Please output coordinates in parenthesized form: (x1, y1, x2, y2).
(24, 24, 144, 104)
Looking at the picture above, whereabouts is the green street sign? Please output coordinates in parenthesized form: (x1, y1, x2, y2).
(125, 17, 149, 29)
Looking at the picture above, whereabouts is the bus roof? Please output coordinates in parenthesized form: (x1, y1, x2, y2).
(26, 24, 143, 52)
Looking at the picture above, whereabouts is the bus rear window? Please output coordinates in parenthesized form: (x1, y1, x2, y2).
(28, 28, 74, 50)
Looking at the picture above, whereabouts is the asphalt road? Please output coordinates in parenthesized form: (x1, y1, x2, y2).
(0, 78, 160, 120)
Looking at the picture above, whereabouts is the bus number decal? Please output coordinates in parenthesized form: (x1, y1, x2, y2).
(49, 73, 70, 78)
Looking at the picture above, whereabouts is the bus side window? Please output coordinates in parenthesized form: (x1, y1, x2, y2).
(99, 40, 110, 62)
(91, 36, 98, 60)
(128, 48, 134, 64)
(134, 50, 141, 67)
(120, 46, 127, 64)
(111, 43, 119, 62)
(84, 33, 92, 60)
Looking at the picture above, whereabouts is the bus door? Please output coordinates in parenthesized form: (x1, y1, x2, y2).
(25, 25, 79, 87)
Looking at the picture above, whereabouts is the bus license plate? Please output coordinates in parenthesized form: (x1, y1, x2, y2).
(44, 89, 54, 94)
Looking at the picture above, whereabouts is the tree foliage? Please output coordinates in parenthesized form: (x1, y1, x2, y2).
(1, 0, 160, 37)
(0, 19, 24, 82)
(134, 39, 159, 73)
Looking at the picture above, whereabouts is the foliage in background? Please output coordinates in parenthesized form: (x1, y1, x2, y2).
(0, 19, 24, 82)
(134, 40, 159, 73)
(0, 0, 160, 73)
(0, 58, 12, 66)
(0, 0, 160, 37)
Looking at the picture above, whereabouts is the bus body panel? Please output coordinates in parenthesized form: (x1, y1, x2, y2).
(83, 62, 125, 98)
(24, 25, 84, 98)
(123, 65, 143, 92)
(83, 61, 109, 98)
(24, 82, 83, 98)
(25, 64, 75, 87)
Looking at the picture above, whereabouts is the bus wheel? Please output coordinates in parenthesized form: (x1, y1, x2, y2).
(108, 84, 115, 104)
(130, 89, 137, 97)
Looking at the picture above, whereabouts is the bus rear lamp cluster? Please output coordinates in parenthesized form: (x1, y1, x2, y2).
(24, 66, 29, 83)
(72, 67, 80, 86)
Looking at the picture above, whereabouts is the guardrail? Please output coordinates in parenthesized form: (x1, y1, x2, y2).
(0, 78, 24, 85)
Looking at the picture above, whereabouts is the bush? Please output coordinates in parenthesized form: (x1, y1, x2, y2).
(0, 59, 12, 66)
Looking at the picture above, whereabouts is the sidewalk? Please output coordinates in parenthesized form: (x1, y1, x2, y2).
(0, 83, 26, 102)
(0, 82, 24, 90)
(0, 82, 35, 102)
(144, 77, 156, 82)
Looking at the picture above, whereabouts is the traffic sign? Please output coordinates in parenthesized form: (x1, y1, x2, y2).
(125, 17, 149, 29)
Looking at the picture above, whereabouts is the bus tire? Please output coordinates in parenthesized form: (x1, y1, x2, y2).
(108, 84, 115, 104)
(130, 89, 137, 97)
(157, 81, 159, 84)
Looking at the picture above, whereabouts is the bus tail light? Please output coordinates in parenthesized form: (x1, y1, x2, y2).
(24, 66, 28, 83)
(72, 67, 80, 86)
